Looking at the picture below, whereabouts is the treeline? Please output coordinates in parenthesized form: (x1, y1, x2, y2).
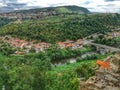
(0, 14, 120, 43)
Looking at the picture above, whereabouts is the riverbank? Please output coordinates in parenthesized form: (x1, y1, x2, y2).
(52, 54, 109, 72)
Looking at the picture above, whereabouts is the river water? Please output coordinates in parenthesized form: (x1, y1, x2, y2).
(52, 52, 96, 66)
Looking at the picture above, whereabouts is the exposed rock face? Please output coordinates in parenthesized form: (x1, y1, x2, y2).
(80, 53, 120, 90)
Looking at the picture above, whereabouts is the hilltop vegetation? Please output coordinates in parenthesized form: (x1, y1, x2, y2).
(55, 5, 90, 14)
(0, 6, 90, 19)
(19, 6, 90, 14)
(16, 5, 90, 14)
(0, 13, 120, 43)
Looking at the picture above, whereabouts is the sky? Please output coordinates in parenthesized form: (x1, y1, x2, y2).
(0, 0, 120, 13)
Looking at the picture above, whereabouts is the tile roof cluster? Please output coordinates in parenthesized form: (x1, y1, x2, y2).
(57, 39, 83, 49)
(1, 36, 50, 54)
(0, 36, 83, 54)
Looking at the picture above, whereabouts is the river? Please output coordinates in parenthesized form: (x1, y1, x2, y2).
(52, 52, 96, 66)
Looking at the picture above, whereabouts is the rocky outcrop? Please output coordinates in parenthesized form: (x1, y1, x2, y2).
(80, 53, 120, 90)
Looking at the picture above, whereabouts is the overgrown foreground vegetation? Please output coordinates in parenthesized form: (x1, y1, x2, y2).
(0, 46, 109, 90)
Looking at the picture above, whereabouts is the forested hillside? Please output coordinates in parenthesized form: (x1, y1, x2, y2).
(0, 18, 15, 28)
(0, 13, 120, 43)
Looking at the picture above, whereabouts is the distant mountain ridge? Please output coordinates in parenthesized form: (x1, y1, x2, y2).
(0, 6, 90, 19)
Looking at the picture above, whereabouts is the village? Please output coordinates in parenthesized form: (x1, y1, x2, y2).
(1, 30, 120, 55)
(0, 35, 84, 55)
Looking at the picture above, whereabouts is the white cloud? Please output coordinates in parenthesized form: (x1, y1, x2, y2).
(17, 0, 84, 7)
(0, 3, 7, 7)
(80, 0, 120, 12)
(0, 0, 120, 13)
(17, 0, 120, 12)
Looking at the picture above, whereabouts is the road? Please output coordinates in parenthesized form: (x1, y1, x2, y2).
(83, 39, 120, 52)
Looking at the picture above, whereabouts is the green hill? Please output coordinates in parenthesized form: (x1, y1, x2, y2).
(15, 5, 90, 14)
(0, 13, 120, 43)
(56, 5, 90, 14)
(0, 6, 90, 19)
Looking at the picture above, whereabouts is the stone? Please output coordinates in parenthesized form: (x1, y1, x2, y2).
(105, 74, 118, 82)
(104, 86, 120, 90)
(80, 53, 120, 90)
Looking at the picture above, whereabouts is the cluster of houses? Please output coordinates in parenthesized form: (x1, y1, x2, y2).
(0, 11, 56, 19)
(0, 36, 83, 55)
(57, 39, 83, 49)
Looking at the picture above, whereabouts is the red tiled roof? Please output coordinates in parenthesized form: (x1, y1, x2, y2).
(57, 42, 65, 44)
(66, 43, 73, 47)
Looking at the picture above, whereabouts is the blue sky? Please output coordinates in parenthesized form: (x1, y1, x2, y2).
(0, 0, 120, 13)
